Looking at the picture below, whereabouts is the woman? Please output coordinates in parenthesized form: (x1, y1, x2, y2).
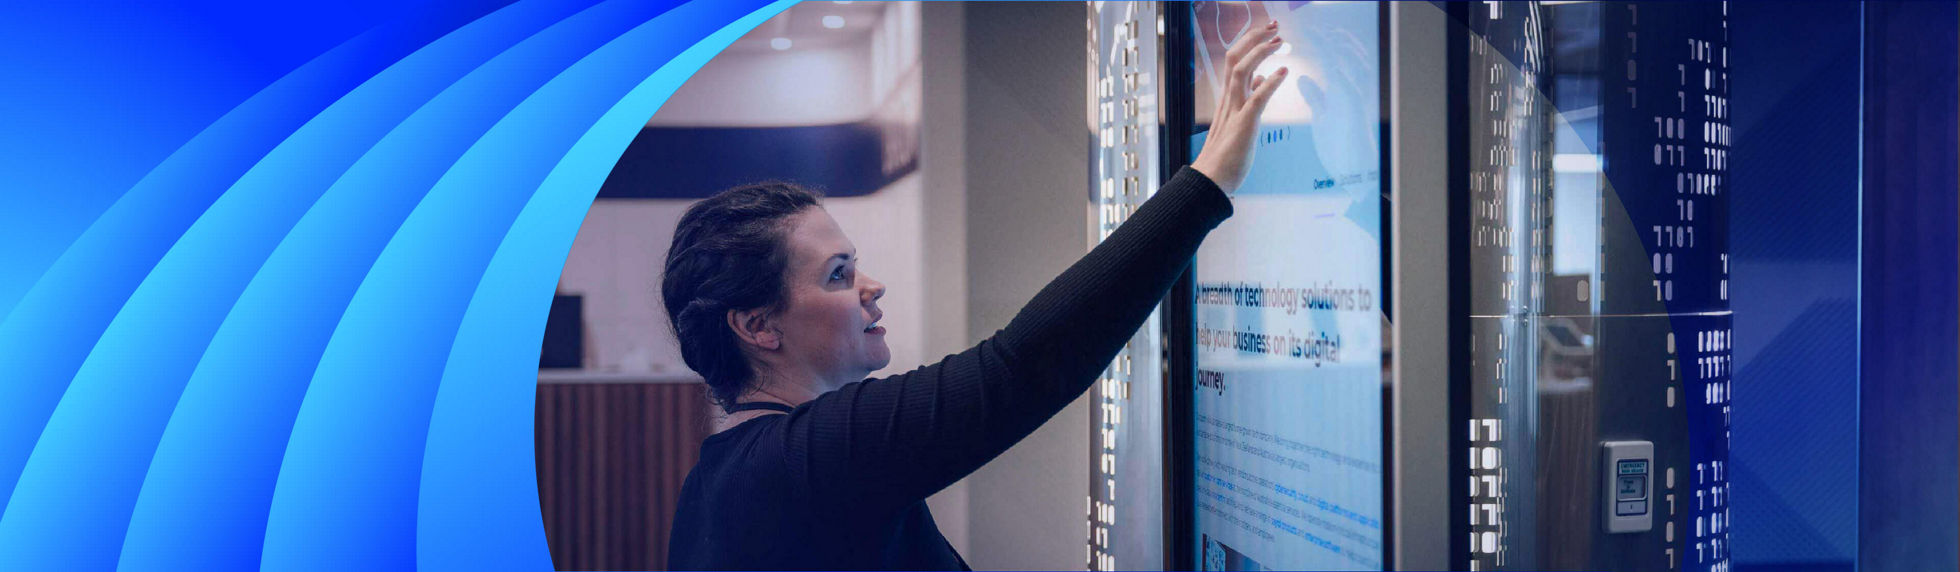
(664, 22, 1289, 571)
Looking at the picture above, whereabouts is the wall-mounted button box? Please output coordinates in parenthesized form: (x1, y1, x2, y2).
(1603, 441, 1654, 533)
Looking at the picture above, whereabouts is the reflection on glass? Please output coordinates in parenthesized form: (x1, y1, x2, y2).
(1463, 2, 1732, 571)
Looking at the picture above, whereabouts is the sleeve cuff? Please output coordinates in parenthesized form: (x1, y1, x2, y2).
(1165, 165, 1235, 228)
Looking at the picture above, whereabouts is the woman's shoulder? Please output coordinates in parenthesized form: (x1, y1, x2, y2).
(699, 414, 798, 473)
(688, 414, 806, 500)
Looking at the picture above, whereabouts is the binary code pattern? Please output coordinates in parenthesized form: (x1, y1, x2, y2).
(1464, 2, 1549, 569)
(1602, 3, 1731, 570)
(1462, 2, 1731, 570)
(1087, 3, 1165, 570)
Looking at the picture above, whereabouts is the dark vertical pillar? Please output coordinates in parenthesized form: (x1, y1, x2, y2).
(1444, 3, 1472, 571)
(1730, 2, 1863, 569)
(1861, 2, 1960, 571)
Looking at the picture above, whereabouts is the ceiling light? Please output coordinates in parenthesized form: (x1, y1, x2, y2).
(770, 37, 792, 50)
(822, 15, 846, 29)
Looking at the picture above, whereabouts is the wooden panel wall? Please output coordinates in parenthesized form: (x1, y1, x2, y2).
(536, 382, 713, 571)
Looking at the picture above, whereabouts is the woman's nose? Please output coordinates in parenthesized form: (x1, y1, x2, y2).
(861, 273, 886, 302)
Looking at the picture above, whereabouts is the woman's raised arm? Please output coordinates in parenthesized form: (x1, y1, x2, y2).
(769, 20, 1289, 518)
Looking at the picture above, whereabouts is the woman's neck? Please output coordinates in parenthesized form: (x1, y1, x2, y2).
(711, 379, 824, 433)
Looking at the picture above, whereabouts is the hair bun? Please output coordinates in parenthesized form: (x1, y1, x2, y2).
(659, 181, 823, 412)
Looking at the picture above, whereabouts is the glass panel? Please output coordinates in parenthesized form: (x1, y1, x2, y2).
(1088, 3, 1166, 571)
(1462, 3, 1733, 570)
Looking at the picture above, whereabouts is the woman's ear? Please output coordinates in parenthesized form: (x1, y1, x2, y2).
(727, 307, 781, 351)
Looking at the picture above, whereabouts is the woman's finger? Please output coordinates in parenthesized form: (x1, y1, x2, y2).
(1231, 36, 1285, 105)
(1205, 59, 1229, 130)
(1226, 19, 1278, 68)
(1246, 66, 1289, 117)
(1223, 24, 1278, 101)
(1214, 86, 1234, 135)
(1223, 58, 1244, 107)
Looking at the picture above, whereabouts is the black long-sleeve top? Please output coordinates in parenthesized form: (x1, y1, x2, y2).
(667, 167, 1233, 571)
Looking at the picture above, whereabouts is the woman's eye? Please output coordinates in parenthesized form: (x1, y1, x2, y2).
(830, 267, 846, 281)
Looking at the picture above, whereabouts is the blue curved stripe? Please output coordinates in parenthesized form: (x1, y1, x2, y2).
(0, 1, 408, 320)
(0, 0, 503, 527)
(256, 0, 768, 568)
(114, 1, 617, 569)
(414, 3, 790, 567)
(0, 1, 586, 569)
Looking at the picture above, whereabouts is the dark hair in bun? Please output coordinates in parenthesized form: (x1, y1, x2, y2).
(661, 182, 822, 411)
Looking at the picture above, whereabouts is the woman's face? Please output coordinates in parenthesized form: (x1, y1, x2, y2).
(773, 207, 890, 387)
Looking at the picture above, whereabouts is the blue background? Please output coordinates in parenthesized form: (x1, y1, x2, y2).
(1730, 1, 1861, 569)
(0, 0, 790, 568)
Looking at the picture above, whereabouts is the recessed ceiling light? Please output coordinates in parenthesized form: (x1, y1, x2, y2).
(770, 37, 792, 50)
(822, 15, 846, 29)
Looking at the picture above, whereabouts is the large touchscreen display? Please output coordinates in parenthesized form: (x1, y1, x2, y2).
(1188, 2, 1384, 570)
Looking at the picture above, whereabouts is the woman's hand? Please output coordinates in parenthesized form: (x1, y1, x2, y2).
(1191, 20, 1287, 194)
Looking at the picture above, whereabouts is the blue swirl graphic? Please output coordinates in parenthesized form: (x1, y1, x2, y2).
(0, 0, 791, 568)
